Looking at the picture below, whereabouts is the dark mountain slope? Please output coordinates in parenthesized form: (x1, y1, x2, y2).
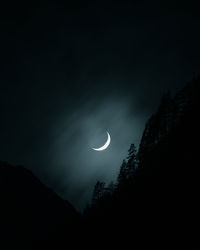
(0, 161, 79, 248)
(84, 78, 200, 248)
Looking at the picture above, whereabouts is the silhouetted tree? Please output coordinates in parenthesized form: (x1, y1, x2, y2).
(105, 181, 116, 195)
(127, 143, 137, 160)
(117, 160, 127, 185)
(92, 181, 105, 205)
(126, 143, 137, 176)
(117, 143, 138, 185)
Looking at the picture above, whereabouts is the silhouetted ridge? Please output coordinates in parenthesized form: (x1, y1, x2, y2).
(139, 78, 199, 158)
(0, 161, 79, 248)
(85, 77, 200, 248)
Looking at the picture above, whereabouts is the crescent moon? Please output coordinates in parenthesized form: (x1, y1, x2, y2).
(92, 131, 111, 151)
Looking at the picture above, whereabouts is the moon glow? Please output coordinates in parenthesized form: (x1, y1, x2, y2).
(92, 131, 111, 151)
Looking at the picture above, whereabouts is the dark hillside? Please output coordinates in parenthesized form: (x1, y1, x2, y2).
(84, 78, 200, 248)
(0, 162, 79, 249)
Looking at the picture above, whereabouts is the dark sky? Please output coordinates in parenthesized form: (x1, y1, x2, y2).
(0, 0, 200, 210)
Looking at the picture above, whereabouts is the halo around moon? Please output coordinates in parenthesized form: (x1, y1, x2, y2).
(92, 131, 111, 151)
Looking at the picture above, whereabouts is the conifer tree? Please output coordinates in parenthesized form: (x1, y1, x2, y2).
(117, 160, 127, 185)
(126, 143, 137, 176)
(92, 181, 105, 204)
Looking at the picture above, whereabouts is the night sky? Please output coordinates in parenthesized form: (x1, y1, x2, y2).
(1, 0, 200, 210)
